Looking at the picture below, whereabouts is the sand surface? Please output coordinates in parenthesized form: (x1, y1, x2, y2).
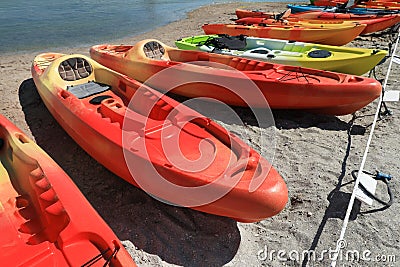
(1, 1, 399, 266)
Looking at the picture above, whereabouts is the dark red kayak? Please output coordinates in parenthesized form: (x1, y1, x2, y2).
(236, 15, 400, 34)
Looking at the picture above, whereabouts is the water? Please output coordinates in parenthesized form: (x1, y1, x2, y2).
(0, 0, 294, 54)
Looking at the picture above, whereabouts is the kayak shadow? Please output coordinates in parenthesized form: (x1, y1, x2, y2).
(18, 78, 240, 266)
(272, 109, 351, 131)
(168, 92, 351, 131)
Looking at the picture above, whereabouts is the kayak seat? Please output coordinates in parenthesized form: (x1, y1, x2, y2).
(58, 57, 92, 81)
(143, 41, 170, 61)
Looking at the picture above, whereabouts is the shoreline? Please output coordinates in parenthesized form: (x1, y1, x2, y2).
(1, 1, 399, 266)
(0, 1, 295, 57)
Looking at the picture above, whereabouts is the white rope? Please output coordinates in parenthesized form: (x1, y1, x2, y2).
(331, 29, 400, 267)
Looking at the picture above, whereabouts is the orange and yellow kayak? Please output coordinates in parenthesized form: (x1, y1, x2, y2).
(202, 22, 366, 45)
(0, 115, 135, 266)
(90, 39, 382, 115)
(31, 53, 288, 223)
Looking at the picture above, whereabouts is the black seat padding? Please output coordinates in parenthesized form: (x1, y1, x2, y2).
(204, 35, 247, 50)
(89, 95, 113, 105)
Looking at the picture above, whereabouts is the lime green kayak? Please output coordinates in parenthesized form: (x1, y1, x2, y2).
(175, 35, 387, 75)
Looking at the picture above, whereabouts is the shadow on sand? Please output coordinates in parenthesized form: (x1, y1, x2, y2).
(168, 92, 354, 132)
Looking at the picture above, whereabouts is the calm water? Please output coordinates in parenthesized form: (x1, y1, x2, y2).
(0, 0, 295, 54)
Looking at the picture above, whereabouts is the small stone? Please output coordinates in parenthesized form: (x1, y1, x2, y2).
(307, 212, 312, 217)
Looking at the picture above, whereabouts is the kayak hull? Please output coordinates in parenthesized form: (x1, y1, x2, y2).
(287, 4, 400, 15)
(202, 23, 366, 46)
(289, 12, 400, 34)
(0, 115, 135, 267)
(90, 39, 382, 115)
(175, 35, 387, 75)
(31, 53, 288, 223)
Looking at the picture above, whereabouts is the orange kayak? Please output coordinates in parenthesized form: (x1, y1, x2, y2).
(0, 115, 135, 266)
(90, 39, 382, 115)
(202, 22, 366, 45)
(236, 15, 400, 34)
(31, 53, 288, 223)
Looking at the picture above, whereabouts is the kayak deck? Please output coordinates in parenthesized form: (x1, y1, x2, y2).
(0, 116, 134, 266)
(90, 40, 382, 115)
(175, 35, 387, 75)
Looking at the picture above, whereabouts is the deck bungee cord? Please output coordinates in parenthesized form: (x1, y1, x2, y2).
(81, 247, 120, 267)
(331, 27, 400, 267)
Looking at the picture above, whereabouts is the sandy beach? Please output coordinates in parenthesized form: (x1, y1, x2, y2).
(1, 1, 399, 266)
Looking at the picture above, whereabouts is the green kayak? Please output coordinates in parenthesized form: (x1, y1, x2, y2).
(175, 34, 387, 75)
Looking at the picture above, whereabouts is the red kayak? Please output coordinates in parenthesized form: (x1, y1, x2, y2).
(312, 0, 400, 8)
(31, 53, 288, 223)
(312, 0, 349, 6)
(90, 39, 382, 115)
(291, 10, 400, 19)
(236, 8, 278, 19)
(0, 115, 135, 266)
(289, 12, 400, 34)
(352, 2, 400, 9)
(235, 15, 400, 34)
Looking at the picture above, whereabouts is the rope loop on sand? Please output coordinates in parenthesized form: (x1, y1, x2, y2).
(330, 27, 400, 267)
(351, 170, 394, 207)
